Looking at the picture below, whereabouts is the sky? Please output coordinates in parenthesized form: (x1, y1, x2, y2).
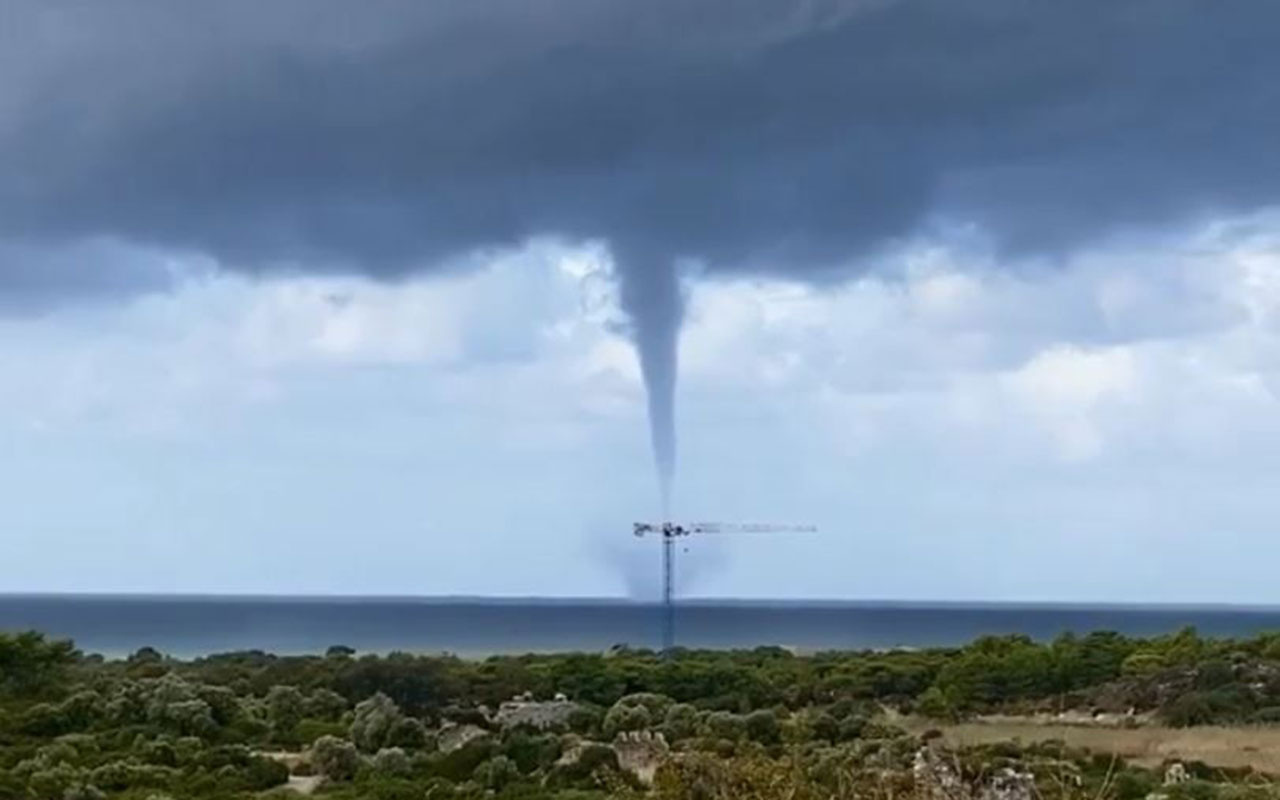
(3, 1, 1280, 602)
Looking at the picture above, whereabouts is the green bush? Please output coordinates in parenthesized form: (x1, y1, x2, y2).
(703, 711, 746, 741)
(915, 686, 959, 721)
(474, 755, 520, 791)
(311, 735, 362, 781)
(386, 716, 430, 749)
(1121, 653, 1167, 677)
(372, 747, 412, 777)
(1248, 706, 1280, 723)
(565, 704, 603, 736)
(1161, 693, 1215, 727)
(662, 703, 699, 742)
(296, 718, 349, 745)
(602, 704, 651, 738)
(89, 760, 176, 791)
(500, 730, 561, 773)
(242, 755, 290, 790)
(546, 743, 620, 789)
(306, 688, 349, 721)
(744, 710, 780, 744)
(266, 685, 306, 734)
(350, 693, 403, 752)
(431, 738, 497, 782)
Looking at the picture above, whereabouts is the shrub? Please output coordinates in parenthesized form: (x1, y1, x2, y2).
(306, 688, 349, 721)
(144, 676, 218, 737)
(386, 716, 430, 749)
(809, 711, 840, 743)
(500, 730, 561, 773)
(566, 704, 604, 735)
(242, 756, 290, 790)
(1195, 660, 1235, 691)
(662, 703, 700, 742)
(90, 760, 176, 791)
(138, 739, 179, 767)
(1112, 769, 1158, 800)
(195, 684, 241, 726)
(915, 686, 960, 721)
(296, 718, 348, 745)
(1121, 653, 1167, 677)
(703, 711, 746, 741)
(1161, 693, 1215, 727)
(603, 703, 652, 738)
(372, 747, 412, 777)
(547, 743, 620, 789)
(0, 631, 77, 696)
(614, 692, 675, 717)
(62, 784, 106, 800)
(744, 709, 780, 744)
(473, 755, 520, 791)
(1169, 779, 1222, 800)
(311, 735, 362, 781)
(26, 764, 88, 799)
(266, 685, 306, 734)
(350, 693, 402, 752)
(22, 703, 74, 736)
(431, 738, 498, 782)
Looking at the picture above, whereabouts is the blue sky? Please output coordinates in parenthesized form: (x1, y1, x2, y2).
(3, 1, 1280, 602)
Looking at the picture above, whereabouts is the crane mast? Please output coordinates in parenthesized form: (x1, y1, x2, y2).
(632, 521, 816, 652)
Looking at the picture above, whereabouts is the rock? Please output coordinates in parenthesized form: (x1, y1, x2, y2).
(1164, 763, 1189, 786)
(438, 723, 488, 753)
(981, 767, 1035, 800)
(913, 748, 965, 800)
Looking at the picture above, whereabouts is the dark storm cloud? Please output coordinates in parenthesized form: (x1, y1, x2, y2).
(4, 0, 1278, 277)
(3, 0, 1279, 498)
(0, 238, 177, 313)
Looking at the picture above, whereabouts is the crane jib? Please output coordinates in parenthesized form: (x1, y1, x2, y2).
(628, 520, 817, 653)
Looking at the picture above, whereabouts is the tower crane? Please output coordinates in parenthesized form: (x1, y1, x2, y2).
(632, 521, 817, 652)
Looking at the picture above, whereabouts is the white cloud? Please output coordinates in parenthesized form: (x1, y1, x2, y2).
(5, 214, 1280, 600)
(1002, 345, 1139, 461)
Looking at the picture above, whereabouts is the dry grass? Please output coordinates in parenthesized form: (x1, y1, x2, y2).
(898, 716, 1280, 773)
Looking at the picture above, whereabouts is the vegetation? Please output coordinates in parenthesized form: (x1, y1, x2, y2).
(3, 627, 1280, 798)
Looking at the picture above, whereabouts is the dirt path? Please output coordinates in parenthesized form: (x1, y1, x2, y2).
(257, 751, 322, 795)
(284, 775, 323, 795)
(899, 716, 1280, 774)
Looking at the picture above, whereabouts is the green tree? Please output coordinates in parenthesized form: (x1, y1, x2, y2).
(603, 703, 652, 738)
(267, 685, 306, 735)
(350, 692, 403, 752)
(915, 686, 959, 721)
(0, 631, 76, 697)
(474, 755, 520, 791)
(311, 735, 362, 780)
(305, 688, 348, 721)
(744, 709, 780, 744)
(662, 703, 700, 742)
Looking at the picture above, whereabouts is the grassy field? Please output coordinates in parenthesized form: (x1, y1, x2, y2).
(898, 716, 1280, 774)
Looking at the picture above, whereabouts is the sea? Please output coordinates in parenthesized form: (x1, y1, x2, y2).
(4, 596, 1280, 659)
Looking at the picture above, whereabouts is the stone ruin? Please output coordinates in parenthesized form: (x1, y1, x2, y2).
(613, 730, 670, 786)
(914, 749, 1036, 800)
(492, 692, 579, 731)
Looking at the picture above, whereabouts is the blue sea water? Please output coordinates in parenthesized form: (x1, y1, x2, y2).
(3, 596, 1280, 659)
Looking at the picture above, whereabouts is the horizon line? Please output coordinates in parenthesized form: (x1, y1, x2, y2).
(2, 591, 1280, 612)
